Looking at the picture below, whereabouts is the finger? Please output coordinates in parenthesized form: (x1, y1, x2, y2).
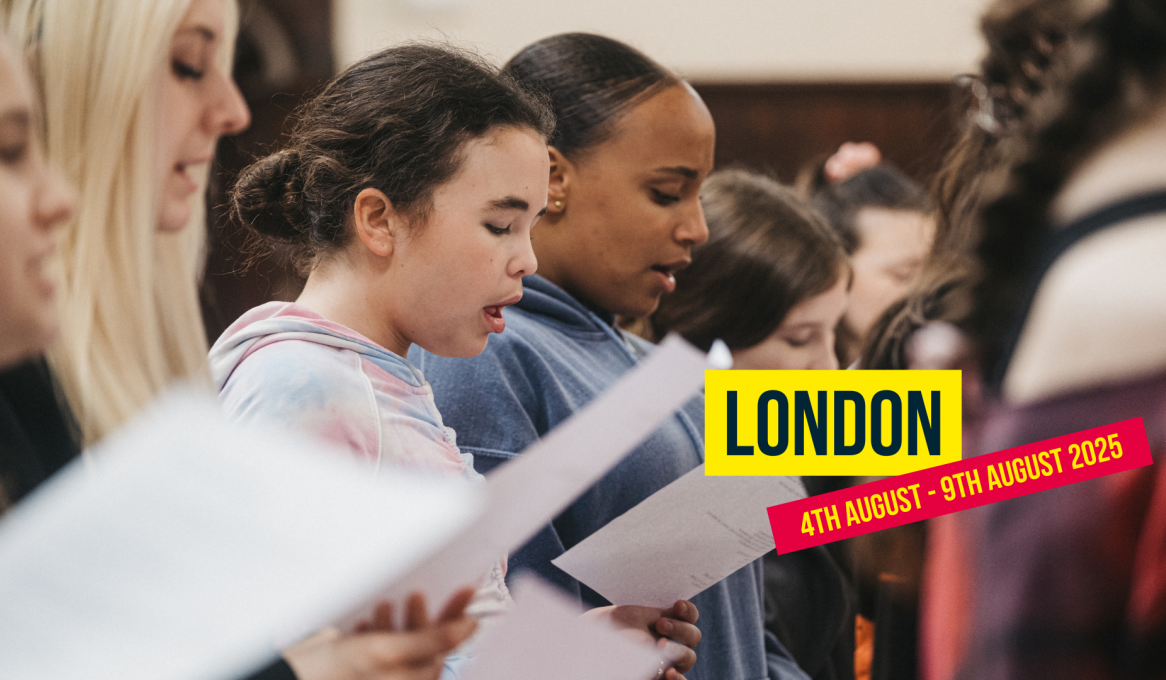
(396, 659, 450, 680)
(383, 617, 479, 664)
(373, 601, 395, 632)
(397, 662, 448, 680)
(404, 592, 430, 631)
(664, 669, 687, 680)
(435, 615, 479, 652)
(655, 617, 702, 650)
(436, 586, 477, 624)
(670, 600, 699, 624)
(610, 604, 668, 633)
(658, 638, 696, 674)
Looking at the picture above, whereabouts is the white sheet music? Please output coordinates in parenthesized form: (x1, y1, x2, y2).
(461, 576, 663, 680)
(0, 390, 480, 680)
(553, 465, 806, 607)
(347, 334, 712, 623)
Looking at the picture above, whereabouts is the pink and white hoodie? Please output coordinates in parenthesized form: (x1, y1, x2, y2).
(208, 301, 510, 648)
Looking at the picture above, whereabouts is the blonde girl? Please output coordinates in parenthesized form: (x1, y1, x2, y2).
(4, 0, 248, 446)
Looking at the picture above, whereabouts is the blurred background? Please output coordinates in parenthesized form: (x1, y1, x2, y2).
(202, 0, 988, 341)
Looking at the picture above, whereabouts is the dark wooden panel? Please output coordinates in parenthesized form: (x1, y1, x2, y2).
(691, 81, 961, 185)
(201, 65, 963, 340)
(201, 0, 334, 342)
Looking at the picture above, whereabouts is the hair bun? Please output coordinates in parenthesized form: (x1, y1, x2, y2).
(230, 149, 308, 242)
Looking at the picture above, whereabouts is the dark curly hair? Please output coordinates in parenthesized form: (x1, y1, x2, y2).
(969, 0, 1166, 384)
(858, 0, 1090, 372)
(231, 42, 555, 273)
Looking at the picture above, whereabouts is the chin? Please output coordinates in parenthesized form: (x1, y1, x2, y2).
(423, 335, 490, 359)
(621, 295, 661, 319)
(1, 319, 55, 369)
(158, 202, 193, 233)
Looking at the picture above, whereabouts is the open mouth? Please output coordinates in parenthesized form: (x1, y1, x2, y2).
(482, 294, 522, 334)
(173, 163, 199, 192)
(28, 248, 56, 297)
(650, 260, 691, 292)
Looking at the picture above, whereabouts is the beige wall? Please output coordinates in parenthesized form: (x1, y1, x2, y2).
(333, 0, 990, 81)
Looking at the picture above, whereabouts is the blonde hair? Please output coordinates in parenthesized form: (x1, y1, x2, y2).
(4, 0, 238, 445)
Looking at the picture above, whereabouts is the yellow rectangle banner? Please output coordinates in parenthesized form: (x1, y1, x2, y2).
(705, 370, 962, 476)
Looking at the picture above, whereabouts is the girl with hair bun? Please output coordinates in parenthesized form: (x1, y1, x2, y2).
(411, 33, 809, 680)
(210, 41, 552, 678)
(210, 41, 701, 679)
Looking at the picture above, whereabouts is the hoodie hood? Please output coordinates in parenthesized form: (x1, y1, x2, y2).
(515, 275, 621, 339)
(208, 301, 426, 393)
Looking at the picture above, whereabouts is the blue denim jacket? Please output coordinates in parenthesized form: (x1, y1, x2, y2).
(410, 275, 808, 680)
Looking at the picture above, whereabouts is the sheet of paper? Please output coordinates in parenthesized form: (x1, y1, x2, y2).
(461, 576, 663, 680)
(552, 465, 806, 608)
(349, 334, 712, 622)
(0, 390, 480, 680)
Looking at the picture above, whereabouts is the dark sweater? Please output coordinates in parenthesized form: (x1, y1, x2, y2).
(0, 359, 295, 680)
(0, 360, 79, 506)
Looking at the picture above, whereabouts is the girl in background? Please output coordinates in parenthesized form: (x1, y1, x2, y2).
(924, 0, 1166, 677)
(0, 35, 75, 508)
(810, 165, 934, 366)
(650, 169, 849, 370)
(650, 169, 856, 680)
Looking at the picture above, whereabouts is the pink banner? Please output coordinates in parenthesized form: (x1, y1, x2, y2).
(768, 418, 1154, 554)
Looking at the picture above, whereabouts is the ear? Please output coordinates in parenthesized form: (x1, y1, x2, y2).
(546, 146, 572, 216)
(351, 187, 402, 257)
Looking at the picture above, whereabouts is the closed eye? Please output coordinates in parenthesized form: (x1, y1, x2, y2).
(783, 332, 816, 348)
(651, 188, 680, 206)
(172, 59, 205, 80)
(485, 223, 510, 235)
(0, 142, 27, 165)
(888, 264, 921, 283)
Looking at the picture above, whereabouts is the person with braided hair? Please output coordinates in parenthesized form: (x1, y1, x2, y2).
(920, 1, 1166, 679)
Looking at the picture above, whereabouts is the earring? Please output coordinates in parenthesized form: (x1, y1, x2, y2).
(554, 200, 563, 209)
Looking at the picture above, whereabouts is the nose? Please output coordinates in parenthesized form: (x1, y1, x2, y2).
(674, 197, 710, 247)
(34, 163, 76, 232)
(206, 68, 251, 138)
(808, 337, 840, 370)
(508, 233, 538, 278)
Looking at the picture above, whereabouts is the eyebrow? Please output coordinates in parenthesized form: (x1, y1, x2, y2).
(488, 196, 531, 212)
(176, 26, 217, 43)
(655, 166, 700, 180)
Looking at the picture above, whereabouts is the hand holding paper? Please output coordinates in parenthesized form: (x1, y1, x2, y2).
(346, 334, 714, 623)
(285, 590, 479, 680)
(460, 576, 666, 680)
(553, 465, 806, 608)
(583, 599, 702, 676)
